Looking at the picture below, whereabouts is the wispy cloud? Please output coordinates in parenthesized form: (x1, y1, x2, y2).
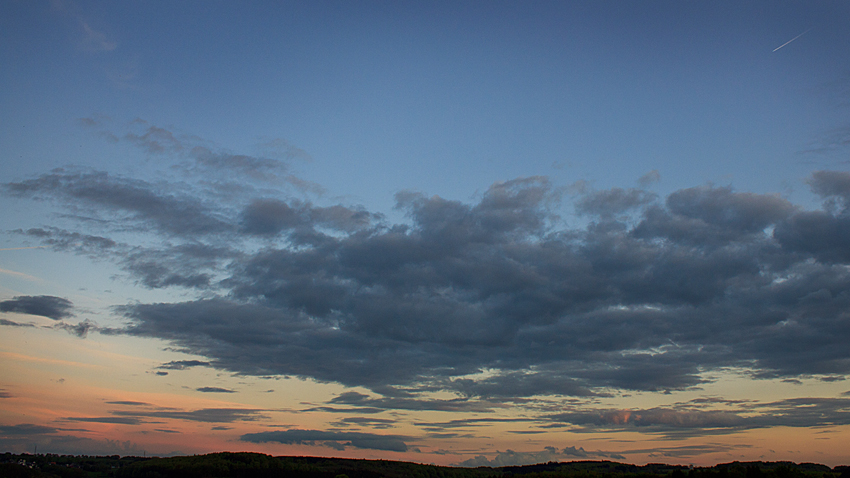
(241, 429, 409, 452)
(65, 416, 142, 425)
(111, 408, 267, 423)
(0, 268, 40, 282)
(50, 0, 117, 52)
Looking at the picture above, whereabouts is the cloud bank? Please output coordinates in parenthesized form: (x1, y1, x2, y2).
(4, 122, 850, 408)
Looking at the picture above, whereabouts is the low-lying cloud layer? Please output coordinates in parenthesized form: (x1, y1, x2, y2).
(460, 446, 626, 467)
(241, 429, 409, 452)
(4, 122, 850, 407)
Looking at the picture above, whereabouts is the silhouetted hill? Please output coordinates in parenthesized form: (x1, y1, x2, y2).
(2, 452, 848, 478)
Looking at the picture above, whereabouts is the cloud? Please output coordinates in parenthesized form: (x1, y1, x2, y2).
(414, 417, 536, 432)
(0, 424, 58, 436)
(0, 421, 146, 455)
(542, 396, 850, 438)
(7, 127, 850, 410)
(576, 187, 657, 217)
(808, 170, 850, 202)
(325, 392, 498, 413)
(65, 416, 142, 425)
(80, 120, 316, 188)
(0, 295, 74, 320)
(459, 442, 747, 466)
(15, 227, 118, 256)
(638, 170, 661, 187)
(624, 443, 745, 458)
(330, 416, 397, 429)
(54, 319, 94, 338)
(157, 360, 210, 370)
(111, 408, 266, 423)
(459, 446, 624, 467)
(241, 429, 409, 452)
(240, 199, 379, 236)
(196, 387, 236, 393)
(77, 18, 117, 52)
(5, 170, 232, 237)
(58, 403, 268, 425)
(0, 318, 36, 328)
(50, 1, 117, 52)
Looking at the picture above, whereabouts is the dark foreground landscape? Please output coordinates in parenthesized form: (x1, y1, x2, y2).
(2, 452, 849, 478)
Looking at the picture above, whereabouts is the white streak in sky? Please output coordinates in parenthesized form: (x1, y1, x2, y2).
(773, 28, 812, 52)
(0, 268, 40, 281)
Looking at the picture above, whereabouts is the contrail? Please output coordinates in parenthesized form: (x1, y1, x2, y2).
(0, 246, 47, 251)
(0, 268, 40, 281)
(773, 28, 812, 52)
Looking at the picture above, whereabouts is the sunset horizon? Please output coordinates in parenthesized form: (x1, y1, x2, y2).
(2, 0, 849, 468)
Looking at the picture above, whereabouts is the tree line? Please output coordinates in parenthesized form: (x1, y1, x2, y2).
(2, 452, 848, 478)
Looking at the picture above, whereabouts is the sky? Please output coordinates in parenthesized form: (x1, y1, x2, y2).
(1, 0, 850, 468)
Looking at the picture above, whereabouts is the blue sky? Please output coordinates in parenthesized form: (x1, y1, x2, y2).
(4, 1, 848, 207)
(2, 0, 850, 467)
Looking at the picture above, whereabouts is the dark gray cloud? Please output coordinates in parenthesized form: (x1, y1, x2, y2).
(0, 424, 58, 436)
(240, 198, 379, 236)
(0, 295, 74, 320)
(0, 422, 147, 456)
(65, 416, 143, 425)
(330, 416, 397, 429)
(241, 429, 408, 452)
(157, 360, 210, 370)
(0, 318, 36, 328)
(326, 392, 497, 413)
(0, 389, 12, 399)
(196, 387, 236, 393)
(543, 396, 850, 438)
(632, 185, 795, 246)
(111, 407, 266, 423)
(5, 170, 232, 237)
(414, 417, 537, 432)
(54, 320, 94, 338)
(59, 402, 267, 425)
(6, 137, 850, 411)
(15, 227, 117, 255)
(808, 170, 850, 205)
